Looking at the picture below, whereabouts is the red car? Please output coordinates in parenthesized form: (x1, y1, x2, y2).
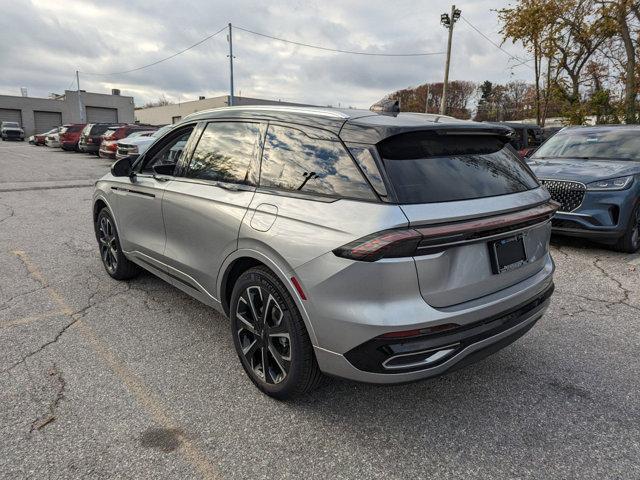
(34, 128, 58, 146)
(98, 124, 157, 159)
(59, 123, 86, 151)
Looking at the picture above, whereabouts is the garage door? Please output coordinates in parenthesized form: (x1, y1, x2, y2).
(34, 111, 62, 134)
(86, 107, 118, 124)
(0, 108, 22, 126)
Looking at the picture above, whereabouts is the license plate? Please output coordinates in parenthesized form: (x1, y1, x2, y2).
(489, 235, 528, 274)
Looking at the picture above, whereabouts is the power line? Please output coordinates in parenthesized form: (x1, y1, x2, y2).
(459, 15, 534, 71)
(81, 25, 228, 76)
(234, 25, 446, 57)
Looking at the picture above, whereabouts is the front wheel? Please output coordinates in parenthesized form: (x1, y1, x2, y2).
(95, 208, 140, 280)
(230, 266, 322, 399)
(614, 201, 640, 253)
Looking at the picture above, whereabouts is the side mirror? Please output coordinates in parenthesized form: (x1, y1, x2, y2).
(111, 156, 135, 177)
(153, 163, 175, 176)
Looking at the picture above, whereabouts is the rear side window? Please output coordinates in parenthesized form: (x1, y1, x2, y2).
(379, 131, 539, 204)
(185, 122, 261, 185)
(260, 125, 375, 200)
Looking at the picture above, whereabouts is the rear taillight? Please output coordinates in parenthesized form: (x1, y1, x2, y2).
(333, 229, 421, 262)
(333, 201, 559, 262)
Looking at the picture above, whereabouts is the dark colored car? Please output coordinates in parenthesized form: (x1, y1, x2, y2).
(528, 125, 640, 252)
(495, 122, 544, 159)
(59, 124, 86, 150)
(98, 124, 157, 159)
(79, 123, 123, 155)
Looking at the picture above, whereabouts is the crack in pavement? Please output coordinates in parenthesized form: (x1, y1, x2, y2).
(30, 364, 66, 432)
(592, 256, 640, 313)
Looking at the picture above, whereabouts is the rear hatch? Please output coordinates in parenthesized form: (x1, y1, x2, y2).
(378, 130, 552, 308)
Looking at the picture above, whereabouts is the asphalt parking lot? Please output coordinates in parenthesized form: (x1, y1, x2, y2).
(1, 141, 639, 479)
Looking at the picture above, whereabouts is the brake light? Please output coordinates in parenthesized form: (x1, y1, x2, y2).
(333, 201, 559, 262)
(333, 229, 422, 262)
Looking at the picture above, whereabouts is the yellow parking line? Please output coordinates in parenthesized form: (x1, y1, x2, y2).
(1, 309, 69, 328)
(11, 250, 221, 480)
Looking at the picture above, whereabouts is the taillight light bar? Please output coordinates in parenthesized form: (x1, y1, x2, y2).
(333, 201, 559, 262)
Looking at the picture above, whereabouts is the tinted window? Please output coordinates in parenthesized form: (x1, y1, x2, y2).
(90, 124, 111, 136)
(260, 125, 375, 200)
(380, 132, 538, 204)
(532, 128, 640, 161)
(143, 127, 194, 173)
(185, 122, 261, 185)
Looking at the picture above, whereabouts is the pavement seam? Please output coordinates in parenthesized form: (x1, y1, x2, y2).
(8, 249, 221, 480)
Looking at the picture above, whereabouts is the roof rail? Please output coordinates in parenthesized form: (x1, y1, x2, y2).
(184, 105, 350, 121)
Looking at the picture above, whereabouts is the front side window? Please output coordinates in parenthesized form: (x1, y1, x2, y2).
(142, 127, 194, 173)
(260, 125, 375, 200)
(184, 122, 261, 185)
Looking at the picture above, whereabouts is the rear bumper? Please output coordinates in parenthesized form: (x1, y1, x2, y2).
(315, 284, 552, 383)
(99, 149, 116, 159)
(61, 141, 78, 150)
(80, 143, 99, 153)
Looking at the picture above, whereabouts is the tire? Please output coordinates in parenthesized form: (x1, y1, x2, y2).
(95, 208, 140, 280)
(613, 201, 640, 253)
(230, 266, 322, 399)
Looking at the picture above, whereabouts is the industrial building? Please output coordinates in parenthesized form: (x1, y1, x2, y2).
(135, 95, 314, 125)
(0, 90, 135, 136)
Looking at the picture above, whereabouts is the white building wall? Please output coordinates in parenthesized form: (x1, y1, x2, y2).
(135, 96, 314, 125)
(0, 90, 135, 136)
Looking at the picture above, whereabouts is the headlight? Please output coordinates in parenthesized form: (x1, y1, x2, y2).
(587, 175, 634, 191)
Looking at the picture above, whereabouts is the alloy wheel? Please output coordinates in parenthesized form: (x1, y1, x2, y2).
(633, 207, 640, 249)
(235, 286, 291, 384)
(98, 216, 119, 274)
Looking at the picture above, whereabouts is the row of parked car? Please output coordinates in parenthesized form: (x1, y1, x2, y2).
(28, 122, 172, 160)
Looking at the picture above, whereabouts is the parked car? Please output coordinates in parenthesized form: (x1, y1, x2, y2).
(529, 125, 640, 252)
(94, 106, 557, 398)
(115, 124, 172, 160)
(98, 125, 157, 159)
(494, 122, 544, 159)
(45, 128, 64, 148)
(33, 128, 57, 146)
(79, 123, 122, 155)
(59, 123, 86, 151)
(542, 126, 563, 141)
(1, 121, 25, 141)
(28, 135, 35, 144)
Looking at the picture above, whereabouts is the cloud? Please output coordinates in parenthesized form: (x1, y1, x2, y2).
(0, 0, 531, 108)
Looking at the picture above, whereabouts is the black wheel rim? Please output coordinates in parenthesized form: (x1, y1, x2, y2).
(98, 216, 119, 274)
(632, 207, 640, 248)
(235, 286, 291, 384)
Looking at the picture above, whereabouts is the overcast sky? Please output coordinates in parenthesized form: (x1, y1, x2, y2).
(0, 0, 530, 108)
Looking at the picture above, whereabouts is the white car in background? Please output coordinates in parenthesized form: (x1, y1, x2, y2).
(115, 124, 171, 160)
(45, 127, 65, 148)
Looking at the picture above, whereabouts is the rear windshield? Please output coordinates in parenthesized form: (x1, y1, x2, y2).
(66, 125, 84, 133)
(532, 128, 640, 161)
(90, 124, 111, 136)
(379, 132, 539, 204)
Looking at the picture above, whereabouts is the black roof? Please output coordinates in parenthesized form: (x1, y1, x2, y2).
(180, 106, 514, 144)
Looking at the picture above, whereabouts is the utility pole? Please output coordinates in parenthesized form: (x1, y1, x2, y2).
(439, 5, 461, 115)
(227, 23, 235, 106)
(76, 70, 85, 123)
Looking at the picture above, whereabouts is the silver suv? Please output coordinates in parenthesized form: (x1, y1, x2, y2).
(93, 106, 557, 399)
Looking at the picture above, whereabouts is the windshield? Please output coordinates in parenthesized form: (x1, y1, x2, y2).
(380, 131, 539, 204)
(3, 122, 19, 128)
(532, 128, 640, 161)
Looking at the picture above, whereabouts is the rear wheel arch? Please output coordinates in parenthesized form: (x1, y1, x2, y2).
(218, 250, 318, 345)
